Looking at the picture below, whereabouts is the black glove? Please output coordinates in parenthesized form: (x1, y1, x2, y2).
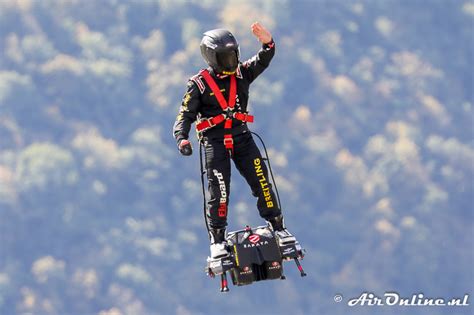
(178, 139, 193, 156)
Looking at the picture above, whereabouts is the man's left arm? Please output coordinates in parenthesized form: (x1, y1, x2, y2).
(242, 22, 275, 83)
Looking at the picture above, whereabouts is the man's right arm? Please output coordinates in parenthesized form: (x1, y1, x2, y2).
(173, 80, 201, 145)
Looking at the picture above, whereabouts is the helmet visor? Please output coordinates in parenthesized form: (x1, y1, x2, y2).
(216, 50, 238, 73)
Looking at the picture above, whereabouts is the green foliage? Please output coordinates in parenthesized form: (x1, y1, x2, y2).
(16, 143, 77, 192)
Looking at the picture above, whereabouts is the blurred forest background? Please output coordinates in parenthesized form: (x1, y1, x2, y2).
(0, 0, 473, 314)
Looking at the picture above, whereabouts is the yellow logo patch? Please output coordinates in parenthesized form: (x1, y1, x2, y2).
(183, 92, 191, 108)
(254, 158, 274, 208)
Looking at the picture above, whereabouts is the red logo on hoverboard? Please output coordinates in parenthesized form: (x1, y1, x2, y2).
(248, 235, 260, 244)
(269, 261, 281, 270)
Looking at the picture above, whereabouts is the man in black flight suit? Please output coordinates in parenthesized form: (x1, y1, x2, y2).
(173, 22, 296, 259)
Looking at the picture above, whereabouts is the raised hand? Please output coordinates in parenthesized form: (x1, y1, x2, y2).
(251, 22, 272, 44)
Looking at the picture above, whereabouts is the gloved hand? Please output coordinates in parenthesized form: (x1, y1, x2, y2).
(178, 139, 193, 156)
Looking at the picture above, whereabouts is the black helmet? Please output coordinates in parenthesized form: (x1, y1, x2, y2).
(200, 29, 240, 75)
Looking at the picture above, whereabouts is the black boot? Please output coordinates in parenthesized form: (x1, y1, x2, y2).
(267, 214, 285, 231)
(209, 228, 226, 243)
(209, 228, 228, 259)
(267, 215, 296, 246)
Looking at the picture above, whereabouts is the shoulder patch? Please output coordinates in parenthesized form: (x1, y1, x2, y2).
(243, 56, 257, 68)
(236, 64, 243, 79)
(190, 73, 205, 94)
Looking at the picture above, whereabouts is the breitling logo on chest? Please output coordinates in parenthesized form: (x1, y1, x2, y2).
(209, 89, 225, 96)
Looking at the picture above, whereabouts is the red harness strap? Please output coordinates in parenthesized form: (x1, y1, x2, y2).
(201, 69, 236, 109)
(233, 112, 254, 123)
(196, 112, 254, 132)
(195, 114, 226, 132)
(197, 69, 253, 154)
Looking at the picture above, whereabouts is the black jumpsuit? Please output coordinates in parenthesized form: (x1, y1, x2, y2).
(173, 40, 281, 229)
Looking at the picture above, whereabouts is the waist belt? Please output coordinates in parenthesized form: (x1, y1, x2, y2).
(196, 112, 254, 133)
(200, 124, 249, 140)
(195, 69, 254, 155)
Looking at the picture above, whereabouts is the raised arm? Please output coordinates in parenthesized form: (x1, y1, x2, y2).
(242, 22, 275, 83)
(251, 22, 272, 45)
